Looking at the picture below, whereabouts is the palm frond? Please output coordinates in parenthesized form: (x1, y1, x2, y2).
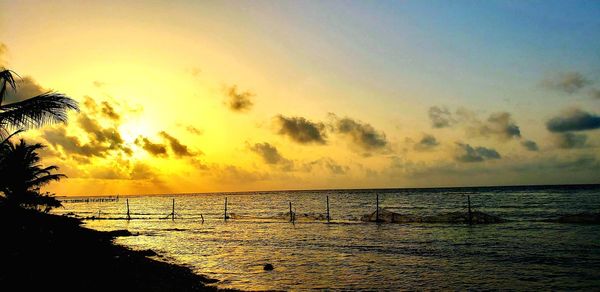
(0, 69, 19, 106)
(1, 129, 23, 145)
(28, 173, 66, 188)
(0, 92, 79, 130)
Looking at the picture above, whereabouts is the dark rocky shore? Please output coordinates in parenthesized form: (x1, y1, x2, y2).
(0, 204, 236, 292)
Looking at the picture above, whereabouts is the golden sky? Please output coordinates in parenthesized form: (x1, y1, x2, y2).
(1, 1, 599, 195)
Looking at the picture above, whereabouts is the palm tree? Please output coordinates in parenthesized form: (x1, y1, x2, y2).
(0, 68, 78, 211)
(0, 139, 64, 212)
(0, 68, 79, 138)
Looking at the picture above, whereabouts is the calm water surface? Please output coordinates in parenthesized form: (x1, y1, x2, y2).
(55, 185, 600, 290)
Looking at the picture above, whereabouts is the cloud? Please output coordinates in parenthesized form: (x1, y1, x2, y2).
(41, 97, 132, 159)
(249, 142, 294, 171)
(330, 115, 388, 152)
(542, 72, 591, 94)
(0, 42, 7, 65)
(225, 85, 254, 112)
(478, 112, 521, 140)
(521, 140, 539, 151)
(212, 164, 269, 184)
(129, 162, 157, 180)
(546, 108, 600, 132)
(135, 136, 168, 157)
(275, 115, 327, 144)
(185, 125, 202, 135)
(301, 158, 349, 175)
(78, 115, 124, 150)
(590, 89, 600, 100)
(428, 107, 521, 141)
(159, 131, 196, 157)
(92, 81, 106, 88)
(100, 101, 120, 121)
(43, 127, 109, 157)
(455, 143, 501, 162)
(249, 142, 285, 164)
(320, 158, 349, 175)
(554, 132, 587, 149)
(428, 106, 454, 128)
(3, 76, 46, 104)
(414, 134, 439, 151)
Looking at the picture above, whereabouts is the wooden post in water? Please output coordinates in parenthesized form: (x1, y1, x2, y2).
(126, 198, 131, 221)
(172, 199, 175, 221)
(326, 196, 330, 223)
(289, 202, 293, 222)
(376, 194, 380, 222)
(224, 197, 228, 221)
(467, 195, 472, 225)
(200, 214, 204, 224)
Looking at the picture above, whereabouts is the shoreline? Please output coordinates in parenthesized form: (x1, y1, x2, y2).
(0, 204, 238, 291)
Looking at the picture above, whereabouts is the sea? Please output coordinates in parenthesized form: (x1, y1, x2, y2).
(54, 185, 600, 290)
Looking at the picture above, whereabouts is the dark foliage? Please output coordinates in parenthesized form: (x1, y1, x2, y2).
(0, 139, 64, 211)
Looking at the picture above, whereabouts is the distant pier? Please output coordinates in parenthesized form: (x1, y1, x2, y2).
(60, 196, 120, 203)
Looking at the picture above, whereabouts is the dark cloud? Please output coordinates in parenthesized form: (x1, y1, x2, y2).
(455, 143, 501, 163)
(546, 109, 600, 132)
(321, 158, 348, 175)
(3, 76, 46, 104)
(301, 158, 349, 175)
(78, 115, 124, 149)
(249, 142, 285, 164)
(186, 125, 202, 135)
(82, 96, 97, 112)
(100, 101, 120, 121)
(479, 112, 521, 140)
(542, 72, 591, 94)
(135, 137, 168, 157)
(225, 85, 254, 112)
(159, 131, 196, 157)
(129, 162, 157, 180)
(554, 132, 587, 149)
(275, 115, 327, 144)
(414, 134, 439, 151)
(40, 97, 132, 159)
(521, 140, 539, 151)
(428, 106, 453, 128)
(331, 115, 388, 152)
(43, 127, 108, 157)
(249, 142, 294, 171)
(429, 107, 521, 141)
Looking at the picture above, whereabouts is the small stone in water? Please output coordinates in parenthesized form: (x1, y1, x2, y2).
(263, 263, 274, 271)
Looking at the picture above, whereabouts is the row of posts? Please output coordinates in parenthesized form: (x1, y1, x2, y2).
(121, 194, 473, 225)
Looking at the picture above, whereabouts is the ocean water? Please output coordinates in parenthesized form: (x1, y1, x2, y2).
(55, 185, 600, 290)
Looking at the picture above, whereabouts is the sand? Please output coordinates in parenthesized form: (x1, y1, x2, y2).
(0, 203, 239, 292)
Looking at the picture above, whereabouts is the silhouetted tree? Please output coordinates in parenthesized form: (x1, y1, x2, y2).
(0, 139, 64, 212)
(0, 68, 78, 211)
(0, 68, 78, 138)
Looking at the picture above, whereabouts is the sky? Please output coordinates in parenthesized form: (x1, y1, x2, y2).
(1, 0, 599, 196)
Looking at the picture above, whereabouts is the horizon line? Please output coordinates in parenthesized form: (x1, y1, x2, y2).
(56, 182, 600, 198)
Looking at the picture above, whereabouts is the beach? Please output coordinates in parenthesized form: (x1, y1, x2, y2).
(0, 203, 235, 292)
